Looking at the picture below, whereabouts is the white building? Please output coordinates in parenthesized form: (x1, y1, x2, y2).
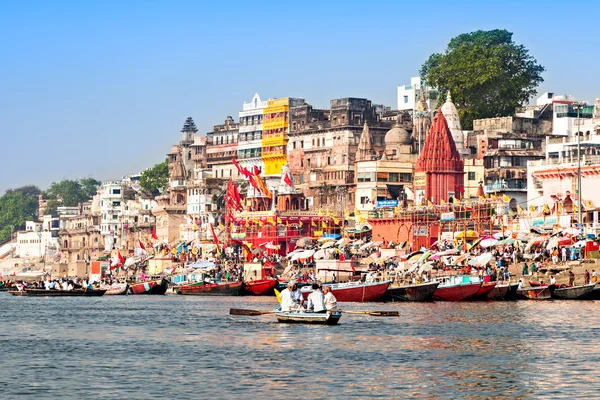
(99, 180, 126, 251)
(397, 76, 439, 112)
(15, 221, 57, 259)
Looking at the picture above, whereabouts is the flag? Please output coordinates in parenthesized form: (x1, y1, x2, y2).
(332, 217, 340, 225)
(502, 194, 511, 203)
(322, 220, 327, 228)
(529, 205, 537, 212)
(479, 196, 485, 202)
(151, 227, 158, 240)
(440, 199, 446, 205)
(311, 220, 316, 227)
(118, 251, 125, 264)
(298, 221, 303, 227)
(557, 203, 563, 214)
(543, 204, 550, 213)
(232, 157, 243, 175)
(427, 200, 433, 208)
(138, 240, 146, 251)
(253, 165, 261, 176)
(351, 265, 356, 273)
(573, 204, 578, 212)
(517, 205, 524, 214)
(277, 217, 282, 224)
(284, 173, 293, 187)
(318, 209, 324, 216)
(210, 223, 220, 248)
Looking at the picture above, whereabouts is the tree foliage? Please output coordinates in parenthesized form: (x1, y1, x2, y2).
(42, 178, 101, 214)
(140, 159, 169, 197)
(420, 29, 545, 129)
(0, 188, 40, 242)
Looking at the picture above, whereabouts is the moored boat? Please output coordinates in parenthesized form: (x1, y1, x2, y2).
(243, 279, 278, 296)
(102, 283, 128, 296)
(467, 281, 497, 301)
(518, 286, 551, 300)
(275, 311, 342, 325)
(432, 276, 482, 301)
(487, 283, 510, 300)
(504, 283, 519, 301)
(384, 281, 439, 302)
(300, 281, 390, 302)
(9, 288, 106, 297)
(591, 284, 600, 300)
(552, 284, 595, 300)
(129, 278, 169, 295)
(179, 281, 243, 296)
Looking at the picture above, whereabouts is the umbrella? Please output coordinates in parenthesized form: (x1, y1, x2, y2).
(496, 238, 515, 246)
(295, 237, 313, 248)
(285, 249, 303, 259)
(572, 240, 588, 248)
(562, 227, 581, 236)
(263, 242, 279, 250)
(418, 261, 434, 274)
(336, 238, 351, 246)
(406, 251, 424, 261)
(417, 251, 432, 263)
(457, 242, 472, 251)
(493, 231, 512, 239)
(480, 237, 499, 248)
(469, 252, 493, 267)
(291, 249, 315, 262)
(321, 241, 335, 249)
(453, 254, 469, 264)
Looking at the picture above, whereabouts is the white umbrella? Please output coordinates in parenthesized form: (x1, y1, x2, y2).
(418, 261, 434, 274)
(264, 242, 279, 250)
(562, 227, 581, 236)
(546, 237, 558, 250)
(572, 240, 587, 248)
(321, 241, 335, 249)
(469, 252, 493, 267)
(493, 231, 512, 239)
(480, 238, 499, 248)
(291, 249, 315, 262)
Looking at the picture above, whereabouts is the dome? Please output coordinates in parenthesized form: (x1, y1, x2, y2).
(385, 125, 411, 146)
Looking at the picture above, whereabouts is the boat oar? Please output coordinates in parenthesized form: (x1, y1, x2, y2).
(229, 308, 279, 316)
(340, 310, 400, 317)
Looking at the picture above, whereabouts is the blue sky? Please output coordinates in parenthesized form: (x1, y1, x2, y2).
(1, 0, 599, 193)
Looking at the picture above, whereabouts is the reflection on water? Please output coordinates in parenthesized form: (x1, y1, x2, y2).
(1, 294, 600, 398)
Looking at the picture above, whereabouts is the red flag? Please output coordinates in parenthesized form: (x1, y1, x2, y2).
(284, 173, 293, 187)
(210, 224, 220, 251)
(232, 157, 243, 174)
(151, 226, 158, 240)
(351, 265, 356, 273)
(139, 240, 146, 251)
(118, 251, 125, 264)
(253, 165, 260, 176)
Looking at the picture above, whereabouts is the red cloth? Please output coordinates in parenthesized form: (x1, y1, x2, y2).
(284, 173, 293, 187)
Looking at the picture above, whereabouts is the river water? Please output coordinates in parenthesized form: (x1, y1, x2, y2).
(1, 293, 599, 399)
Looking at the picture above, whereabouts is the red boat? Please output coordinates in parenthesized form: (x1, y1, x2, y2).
(244, 279, 278, 296)
(300, 281, 390, 302)
(467, 281, 497, 301)
(242, 262, 278, 296)
(129, 278, 168, 295)
(179, 281, 243, 296)
(432, 276, 482, 301)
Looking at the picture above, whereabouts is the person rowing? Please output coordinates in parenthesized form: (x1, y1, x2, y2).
(307, 283, 326, 313)
(280, 281, 302, 312)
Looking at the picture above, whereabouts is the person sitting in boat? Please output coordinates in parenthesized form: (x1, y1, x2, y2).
(307, 284, 326, 313)
(550, 276, 557, 286)
(280, 281, 302, 312)
(323, 286, 337, 311)
(291, 282, 304, 308)
(517, 279, 523, 290)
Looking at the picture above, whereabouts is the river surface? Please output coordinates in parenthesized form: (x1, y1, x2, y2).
(1, 293, 600, 399)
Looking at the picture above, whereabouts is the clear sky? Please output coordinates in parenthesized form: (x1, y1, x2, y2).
(1, 0, 599, 194)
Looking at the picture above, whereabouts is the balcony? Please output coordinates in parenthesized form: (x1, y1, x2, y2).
(485, 180, 527, 193)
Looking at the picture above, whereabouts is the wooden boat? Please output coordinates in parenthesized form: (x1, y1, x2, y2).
(129, 278, 169, 295)
(275, 311, 342, 325)
(487, 283, 510, 300)
(300, 281, 390, 302)
(432, 276, 482, 302)
(552, 284, 595, 300)
(384, 282, 439, 302)
(179, 281, 243, 296)
(590, 284, 600, 300)
(504, 283, 520, 301)
(518, 286, 551, 300)
(243, 279, 278, 296)
(9, 288, 106, 297)
(102, 283, 128, 296)
(467, 281, 497, 301)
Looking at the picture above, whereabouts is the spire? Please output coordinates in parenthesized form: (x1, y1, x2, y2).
(357, 121, 375, 161)
(446, 90, 452, 104)
(416, 110, 462, 172)
(181, 117, 198, 133)
(417, 84, 428, 112)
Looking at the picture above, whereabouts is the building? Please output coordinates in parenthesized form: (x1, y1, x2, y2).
(238, 93, 268, 195)
(440, 91, 466, 155)
(58, 204, 102, 264)
(16, 221, 57, 260)
(99, 180, 135, 251)
(207, 116, 239, 180)
(397, 76, 439, 112)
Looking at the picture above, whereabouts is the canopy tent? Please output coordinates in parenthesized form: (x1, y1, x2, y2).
(291, 249, 316, 262)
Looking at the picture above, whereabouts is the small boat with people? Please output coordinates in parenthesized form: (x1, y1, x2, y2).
(300, 280, 390, 302)
(129, 278, 169, 295)
(9, 288, 107, 297)
(517, 286, 551, 300)
(384, 281, 439, 302)
(431, 275, 482, 301)
(178, 280, 243, 296)
(275, 310, 342, 325)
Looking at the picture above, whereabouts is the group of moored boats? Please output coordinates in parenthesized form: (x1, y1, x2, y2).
(517, 281, 600, 301)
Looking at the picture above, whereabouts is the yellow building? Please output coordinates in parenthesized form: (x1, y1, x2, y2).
(262, 97, 289, 176)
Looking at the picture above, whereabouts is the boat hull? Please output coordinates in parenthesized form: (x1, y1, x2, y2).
(129, 279, 168, 295)
(243, 279, 278, 296)
(179, 281, 243, 296)
(504, 283, 519, 301)
(487, 284, 510, 300)
(301, 281, 390, 302)
(384, 282, 439, 302)
(102, 283, 128, 295)
(432, 282, 481, 302)
(10, 289, 106, 297)
(467, 282, 497, 301)
(276, 311, 342, 325)
(518, 286, 551, 300)
(553, 284, 595, 300)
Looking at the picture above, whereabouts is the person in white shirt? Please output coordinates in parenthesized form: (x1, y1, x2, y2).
(280, 282, 301, 312)
(323, 286, 337, 311)
(307, 284, 326, 313)
(550, 275, 557, 285)
(291, 283, 304, 308)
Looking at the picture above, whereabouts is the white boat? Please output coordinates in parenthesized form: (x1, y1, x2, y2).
(102, 283, 128, 295)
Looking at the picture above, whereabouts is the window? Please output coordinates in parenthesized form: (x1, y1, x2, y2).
(404, 96, 409, 104)
(307, 159, 311, 168)
(300, 141, 304, 149)
(112, 189, 121, 195)
(468, 171, 476, 181)
(360, 196, 370, 205)
(300, 160, 304, 168)
(389, 172, 399, 182)
(400, 173, 412, 182)
(327, 156, 331, 165)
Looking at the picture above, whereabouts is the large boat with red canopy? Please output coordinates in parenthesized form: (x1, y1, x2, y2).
(300, 281, 390, 302)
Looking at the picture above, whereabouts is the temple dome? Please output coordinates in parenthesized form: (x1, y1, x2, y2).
(385, 124, 411, 146)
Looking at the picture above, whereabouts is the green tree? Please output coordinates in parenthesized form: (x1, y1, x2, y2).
(42, 178, 101, 213)
(140, 159, 169, 197)
(80, 177, 102, 199)
(420, 29, 545, 129)
(0, 190, 39, 242)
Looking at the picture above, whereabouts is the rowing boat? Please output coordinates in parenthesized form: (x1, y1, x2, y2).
(9, 288, 107, 297)
(517, 286, 551, 300)
(102, 283, 128, 296)
(552, 284, 595, 300)
(384, 282, 439, 302)
(275, 311, 342, 325)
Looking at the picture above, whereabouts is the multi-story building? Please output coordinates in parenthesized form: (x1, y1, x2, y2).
(16, 221, 58, 260)
(207, 116, 240, 180)
(397, 76, 439, 112)
(238, 93, 267, 193)
(99, 180, 127, 251)
(58, 203, 102, 264)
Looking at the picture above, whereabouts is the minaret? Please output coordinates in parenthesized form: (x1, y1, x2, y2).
(357, 121, 375, 161)
(414, 110, 464, 204)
